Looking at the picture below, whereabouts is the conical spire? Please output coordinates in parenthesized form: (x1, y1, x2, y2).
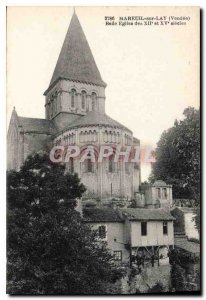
(45, 12, 106, 93)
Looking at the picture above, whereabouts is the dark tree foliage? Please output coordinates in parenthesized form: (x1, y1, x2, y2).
(150, 107, 200, 207)
(7, 153, 123, 295)
(147, 282, 164, 293)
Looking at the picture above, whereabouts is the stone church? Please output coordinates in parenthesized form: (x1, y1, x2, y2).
(7, 10, 175, 265)
(7, 11, 141, 202)
(7, 11, 173, 209)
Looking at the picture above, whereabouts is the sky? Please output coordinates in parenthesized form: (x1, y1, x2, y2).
(7, 6, 200, 180)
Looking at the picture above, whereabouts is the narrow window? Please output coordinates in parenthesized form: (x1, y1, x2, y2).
(54, 91, 58, 113)
(163, 188, 167, 199)
(125, 135, 128, 145)
(50, 96, 54, 117)
(85, 160, 94, 173)
(71, 89, 76, 108)
(109, 156, 115, 173)
(91, 92, 97, 111)
(141, 222, 147, 236)
(98, 225, 106, 239)
(156, 188, 161, 198)
(81, 91, 86, 109)
(69, 157, 74, 173)
(117, 133, 120, 143)
(114, 251, 122, 261)
(163, 221, 168, 235)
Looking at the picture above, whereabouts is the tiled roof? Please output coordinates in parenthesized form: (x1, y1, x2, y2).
(65, 111, 131, 132)
(45, 12, 106, 94)
(121, 208, 175, 221)
(152, 180, 171, 187)
(18, 116, 57, 135)
(83, 207, 123, 223)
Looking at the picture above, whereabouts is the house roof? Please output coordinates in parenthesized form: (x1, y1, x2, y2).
(18, 116, 57, 135)
(45, 12, 106, 94)
(121, 208, 175, 221)
(83, 207, 123, 223)
(175, 237, 200, 254)
(63, 111, 132, 133)
(83, 207, 175, 223)
(152, 180, 170, 187)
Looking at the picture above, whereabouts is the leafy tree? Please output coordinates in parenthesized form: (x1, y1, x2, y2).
(150, 107, 200, 206)
(147, 282, 164, 293)
(7, 153, 123, 294)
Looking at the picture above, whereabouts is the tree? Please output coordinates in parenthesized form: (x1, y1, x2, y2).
(150, 107, 200, 230)
(7, 153, 123, 294)
(150, 107, 200, 202)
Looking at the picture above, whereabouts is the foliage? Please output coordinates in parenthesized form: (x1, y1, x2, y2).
(193, 206, 200, 234)
(187, 237, 200, 244)
(7, 152, 86, 213)
(7, 153, 123, 295)
(170, 261, 200, 292)
(147, 282, 164, 293)
(150, 107, 200, 229)
(150, 107, 200, 201)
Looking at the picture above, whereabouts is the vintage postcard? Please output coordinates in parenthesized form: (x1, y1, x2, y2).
(7, 6, 200, 295)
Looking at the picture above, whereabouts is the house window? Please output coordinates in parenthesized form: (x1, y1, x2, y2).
(114, 251, 122, 261)
(163, 188, 167, 199)
(91, 92, 97, 111)
(71, 89, 76, 108)
(156, 188, 161, 198)
(141, 222, 147, 236)
(163, 221, 168, 235)
(98, 225, 106, 239)
(81, 91, 86, 109)
(85, 160, 94, 173)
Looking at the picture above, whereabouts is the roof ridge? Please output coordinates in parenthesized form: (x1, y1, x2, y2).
(18, 116, 52, 121)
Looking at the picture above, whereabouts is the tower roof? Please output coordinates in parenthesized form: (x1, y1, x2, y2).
(44, 11, 106, 94)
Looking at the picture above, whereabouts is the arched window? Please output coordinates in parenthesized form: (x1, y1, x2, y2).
(81, 91, 86, 109)
(85, 160, 94, 173)
(80, 131, 84, 143)
(91, 92, 97, 111)
(104, 131, 108, 143)
(71, 89, 76, 108)
(108, 131, 112, 143)
(117, 133, 120, 143)
(156, 188, 161, 198)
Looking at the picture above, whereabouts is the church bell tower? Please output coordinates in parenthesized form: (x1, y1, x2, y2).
(43, 11, 107, 131)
